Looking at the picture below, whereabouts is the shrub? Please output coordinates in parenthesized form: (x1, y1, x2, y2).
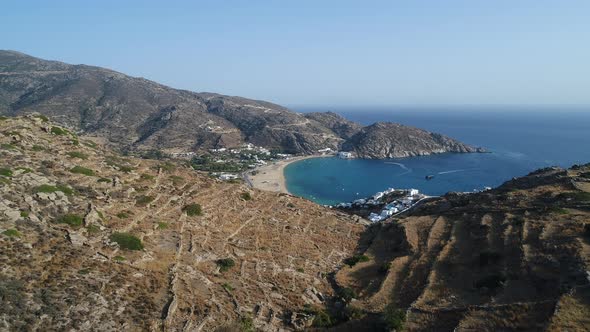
(0, 168, 13, 177)
(222, 283, 234, 291)
(303, 305, 333, 328)
(296, 267, 305, 273)
(97, 177, 112, 183)
(140, 173, 155, 181)
(20, 211, 29, 218)
(169, 175, 184, 186)
(346, 306, 366, 320)
(157, 222, 169, 230)
(240, 192, 252, 201)
(135, 195, 155, 206)
(378, 262, 391, 274)
(119, 165, 134, 173)
(113, 255, 126, 262)
(159, 162, 176, 172)
(33, 114, 49, 122)
(549, 207, 569, 215)
(117, 211, 130, 219)
(183, 203, 202, 216)
(216, 258, 235, 272)
(0, 116, 7, 121)
(0, 178, 11, 185)
(35, 184, 74, 196)
(238, 316, 254, 332)
(110, 232, 144, 250)
(56, 214, 84, 227)
(344, 254, 370, 267)
(337, 287, 356, 302)
(67, 151, 88, 160)
(86, 224, 100, 234)
(70, 166, 95, 176)
(82, 140, 97, 149)
(16, 167, 32, 174)
(383, 304, 406, 331)
(50, 126, 69, 136)
(2, 229, 21, 237)
(1, 143, 16, 150)
(31, 145, 46, 151)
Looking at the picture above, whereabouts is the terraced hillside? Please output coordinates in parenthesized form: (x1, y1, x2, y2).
(333, 166, 590, 331)
(0, 115, 366, 331)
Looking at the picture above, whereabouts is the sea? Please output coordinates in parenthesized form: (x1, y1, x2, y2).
(284, 107, 590, 205)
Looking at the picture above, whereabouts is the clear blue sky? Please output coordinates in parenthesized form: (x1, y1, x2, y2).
(2, 0, 589, 107)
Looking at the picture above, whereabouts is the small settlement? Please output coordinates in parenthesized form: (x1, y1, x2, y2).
(336, 188, 426, 222)
(171, 144, 355, 181)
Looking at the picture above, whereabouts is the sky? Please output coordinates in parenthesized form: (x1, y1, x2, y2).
(2, 0, 590, 108)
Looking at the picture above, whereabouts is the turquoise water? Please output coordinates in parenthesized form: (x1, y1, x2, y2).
(285, 108, 590, 205)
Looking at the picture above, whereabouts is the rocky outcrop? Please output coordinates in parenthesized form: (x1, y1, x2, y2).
(342, 122, 485, 159)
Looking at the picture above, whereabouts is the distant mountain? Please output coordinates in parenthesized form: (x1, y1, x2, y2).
(0, 50, 483, 157)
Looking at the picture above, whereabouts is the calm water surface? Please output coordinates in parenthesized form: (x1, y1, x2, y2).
(285, 108, 590, 205)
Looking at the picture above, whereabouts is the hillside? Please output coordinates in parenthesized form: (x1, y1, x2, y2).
(1, 114, 589, 331)
(0, 115, 366, 331)
(332, 165, 590, 331)
(0, 51, 482, 158)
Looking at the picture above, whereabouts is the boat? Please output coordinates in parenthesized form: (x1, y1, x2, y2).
(425, 175, 435, 180)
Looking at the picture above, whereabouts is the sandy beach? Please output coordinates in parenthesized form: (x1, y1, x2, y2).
(246, 155, 330, 193)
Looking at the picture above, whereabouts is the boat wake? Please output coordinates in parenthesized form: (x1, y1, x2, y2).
(438, 169, 476, 175)
(385, 162, 410, 171)
(385, 162, 413, 176)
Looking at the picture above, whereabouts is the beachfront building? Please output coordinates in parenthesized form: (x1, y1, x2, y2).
(219, 173, 239, 180)
(409, 189, 419, 196)
(337, 151, 353, 159)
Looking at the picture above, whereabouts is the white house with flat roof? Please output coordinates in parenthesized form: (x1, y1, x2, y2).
(337, 151, 353, 159)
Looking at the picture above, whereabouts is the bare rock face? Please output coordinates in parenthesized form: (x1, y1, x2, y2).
(342, 122, 485, 159)
(0, 51, 481, 158)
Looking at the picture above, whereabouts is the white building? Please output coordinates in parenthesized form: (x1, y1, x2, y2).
(368, 213, 382, 222)
(373, 192, 384, 200)
(219, 173, 238, 180)
(337, 151, 353, 159)
(409, 189, 419, 196)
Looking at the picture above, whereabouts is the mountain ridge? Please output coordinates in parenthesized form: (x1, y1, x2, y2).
(0, 50, 483, 158)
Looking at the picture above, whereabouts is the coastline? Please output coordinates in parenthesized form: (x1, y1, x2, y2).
(245, 154, 331, 194)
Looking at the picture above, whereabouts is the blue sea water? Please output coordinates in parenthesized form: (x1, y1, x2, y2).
(284, 107, 590, 205)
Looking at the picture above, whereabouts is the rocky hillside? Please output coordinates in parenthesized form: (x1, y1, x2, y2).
(0, 115, 366, 331)
(342, 122, 485, 159)
(1, 114, 589, 331)
(333, 165, 590, 331)
(0, 51, 482, 158)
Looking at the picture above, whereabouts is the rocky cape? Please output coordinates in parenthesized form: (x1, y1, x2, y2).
(342, 122, 486, 159)
(0, 50, 483, 158)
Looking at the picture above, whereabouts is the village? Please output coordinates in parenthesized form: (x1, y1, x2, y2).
(335, 187, 428, 222)
(170, 144, 356, 181)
